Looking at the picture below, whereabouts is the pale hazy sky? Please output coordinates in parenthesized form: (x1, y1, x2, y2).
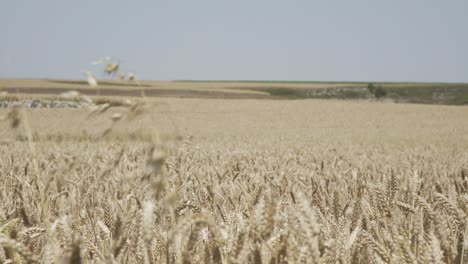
(1, 1, 467, 82)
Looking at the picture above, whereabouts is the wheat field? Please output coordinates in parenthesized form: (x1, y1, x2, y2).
(0, 97, 467, 263)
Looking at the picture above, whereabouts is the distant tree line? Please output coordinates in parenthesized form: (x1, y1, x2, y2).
(367, 83, 387, 98)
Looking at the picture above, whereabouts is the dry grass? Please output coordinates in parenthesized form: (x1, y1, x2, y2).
(0, 78, 361, 91)
(0, 79, 273, 100)
(3, 78, 468, 104)
(0, 97, 467, 263)
(0, 79, 271, 95)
